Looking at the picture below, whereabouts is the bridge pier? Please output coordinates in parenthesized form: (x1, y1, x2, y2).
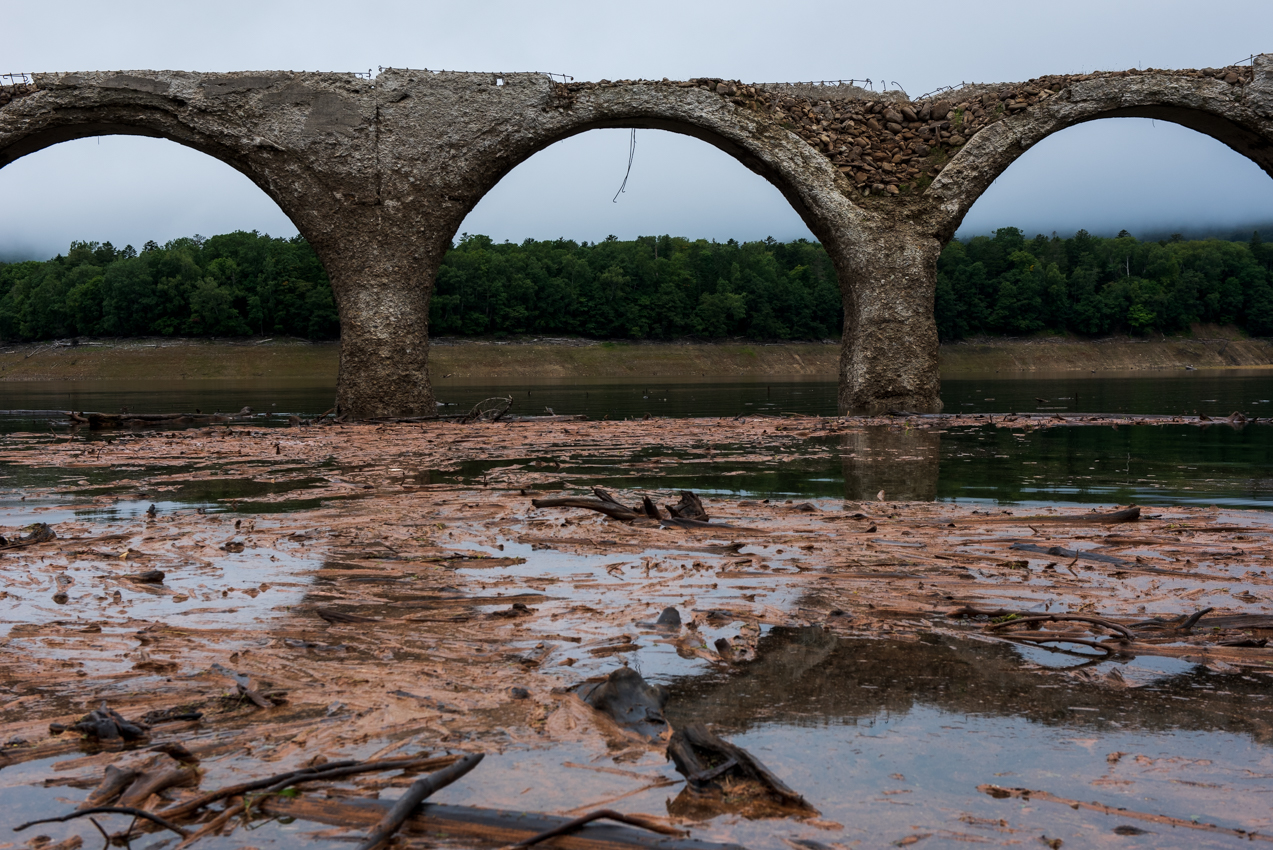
(321, 241, 438, 420)
(835, 226, 943, 415)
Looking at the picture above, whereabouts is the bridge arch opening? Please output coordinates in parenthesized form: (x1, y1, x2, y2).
(937, 115, 1273, 343)
(444, 126, 844, 345)
(0, 135, 339, 342)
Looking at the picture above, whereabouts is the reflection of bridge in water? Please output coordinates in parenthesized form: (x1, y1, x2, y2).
(3, 58, 1271, 417)
(666, 626, 1273, 743)
(841, 427, 941, 502)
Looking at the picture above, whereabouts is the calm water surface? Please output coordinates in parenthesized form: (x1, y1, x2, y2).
(1, 370, 1272, 508)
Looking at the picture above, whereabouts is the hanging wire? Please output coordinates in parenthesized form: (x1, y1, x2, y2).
(612, 129, 636, 203)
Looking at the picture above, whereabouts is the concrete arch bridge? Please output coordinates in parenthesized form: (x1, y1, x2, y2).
(2, 57, 1271, 417)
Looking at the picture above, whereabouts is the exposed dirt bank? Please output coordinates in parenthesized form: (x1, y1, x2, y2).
(941, 333, 1273, 374)
(1, 334, 1271, 383)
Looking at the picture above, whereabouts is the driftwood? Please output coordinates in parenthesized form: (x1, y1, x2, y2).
(262, 797, 742, 850)
(979, 785, 1273, 843)
(1131, 607, 1214, 632)
(984, 613, 1135, 641)
(79, 764, 138, 809)
(1010, 542, 1131, 566)
(50, 701, 147, 742)
(354, 753, 484, 850)
(118, 762, 198, 808)
(0, 522, 58, 551)
(15, 806, 190, 838)
(533, 488, 639, 521)
(67, 406, 256, 429)
(157, 752, 457, 820)
(667, 723, 816, 816)
(460, 396, 513, 424)
(533, 487, 743, 529)
(511, 809, 687, 848)
(995, 634, 1116, 656)
(947, 506, 1141, 526)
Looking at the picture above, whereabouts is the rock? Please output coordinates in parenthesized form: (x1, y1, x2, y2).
(716, 82, 737, 96)
(885, 122, 903, 133)
(886, 184, 900, 194)
(948, 133, 966, 146)
(901, 105, 917, 122)
(655, 606, 682, 627)
(883, 109, 903, 124)
(1224, 71, 1240, 84)
(913, 143, 930, 156)
(931, 100, 951, 119)
(866, 118, 882, 131)
(578, 667, 670, 741)
(129, 570, 166, 583)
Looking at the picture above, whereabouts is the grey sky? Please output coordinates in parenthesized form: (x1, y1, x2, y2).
(3, 0, 1272, 259)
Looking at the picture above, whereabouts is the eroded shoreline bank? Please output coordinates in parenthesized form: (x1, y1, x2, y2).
(2, 334, 1271, 382)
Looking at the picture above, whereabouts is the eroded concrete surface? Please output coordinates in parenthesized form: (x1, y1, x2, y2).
(0, 418, 1271, 848)
(4, 58, 1271, 416)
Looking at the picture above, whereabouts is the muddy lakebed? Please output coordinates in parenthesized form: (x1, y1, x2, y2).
(0, 410, 1271, 849)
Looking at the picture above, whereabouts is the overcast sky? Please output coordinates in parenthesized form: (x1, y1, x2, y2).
(3, 0, 1272, 260)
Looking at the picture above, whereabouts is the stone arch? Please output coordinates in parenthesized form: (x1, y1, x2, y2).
(378, 70, 941, 415)
(924, 67, 1273, 239)
(0, 74, 340, 247)
(402, 73, 876, 273)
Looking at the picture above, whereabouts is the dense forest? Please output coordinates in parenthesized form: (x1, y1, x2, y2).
(1, 227, 1271, 342)
(936, 227, 1273, 340)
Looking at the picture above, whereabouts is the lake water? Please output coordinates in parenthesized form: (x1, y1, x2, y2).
(2, 369, 1272, 508)
(2, 372, 1272, 848)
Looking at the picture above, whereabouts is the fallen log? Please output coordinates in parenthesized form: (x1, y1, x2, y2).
(532, 489, 640, 521)
(262, 797, 744, 850)
(1009, 542, 1131, 566)
(984, 613, 1135, 641)
(946, 507, 1141, 526)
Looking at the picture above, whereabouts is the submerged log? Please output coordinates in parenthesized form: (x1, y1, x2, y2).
(70, 406, 256, 429)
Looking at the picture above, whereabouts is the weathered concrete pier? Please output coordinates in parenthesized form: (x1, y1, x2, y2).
(3, 57, 1271, 416)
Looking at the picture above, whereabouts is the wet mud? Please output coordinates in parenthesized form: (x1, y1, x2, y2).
(0, 417, 1270, 848)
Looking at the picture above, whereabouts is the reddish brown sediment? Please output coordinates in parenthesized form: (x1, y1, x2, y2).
(0, 418, 1270, 846)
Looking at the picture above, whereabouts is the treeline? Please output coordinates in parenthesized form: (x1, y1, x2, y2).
(0, 232, 338, 340)
(432, 233, 840, 339)
(936, 228, 1273, 339)
(0, 232, 841, 342)
(3, 227, 1273, 343)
